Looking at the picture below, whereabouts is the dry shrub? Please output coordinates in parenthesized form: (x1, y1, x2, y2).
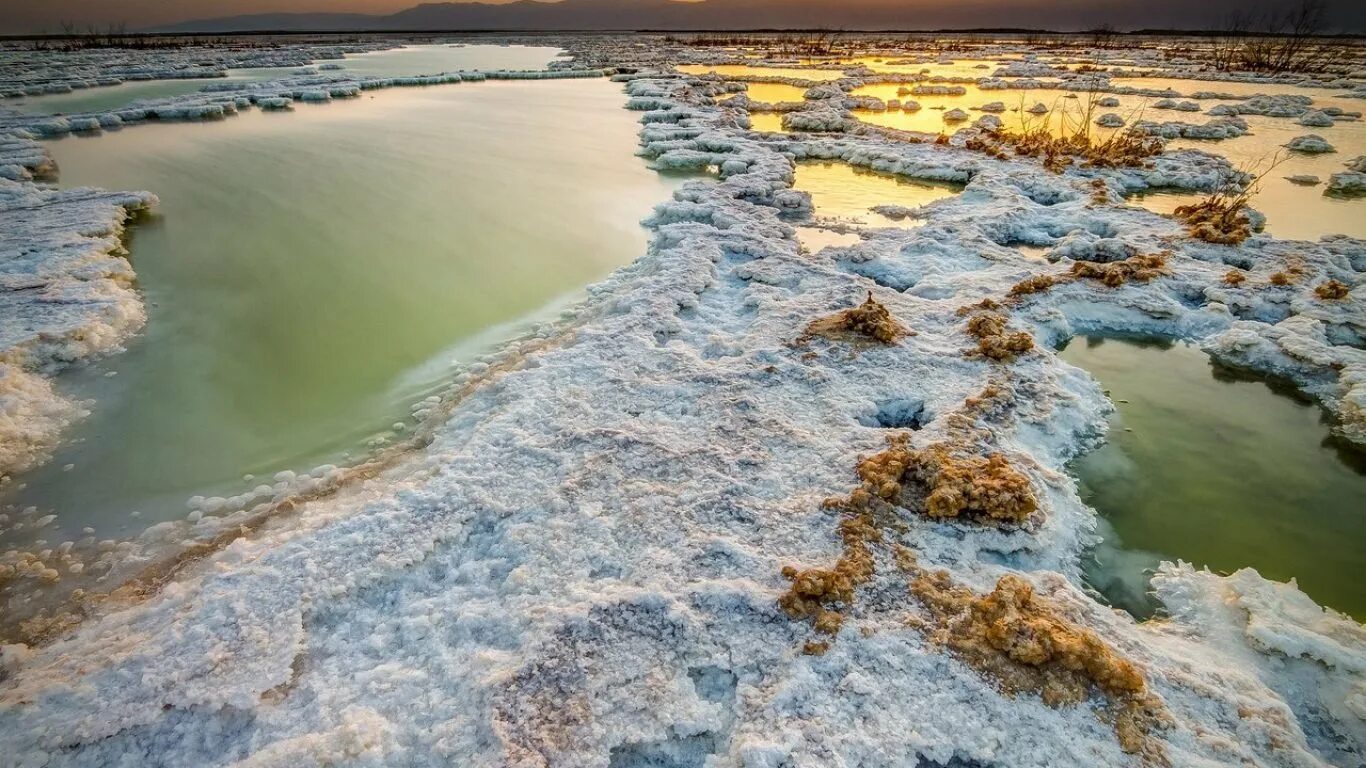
(1069, 252, 1170, 288)
(802, 640, 831, 656)
(852, 436, 1036, 525)
(1008, 274, 1063, 297)
(1174, 195, 1253, 245)
(955, 298, 1002, 316)
(1314, 279, 1350, 300)
(1269, 271, 1292, 286)
(779, 429, 1037, 635)
(1090, 178, 1110, 204)
(803, 291, 912, 345)
(962, 383, 1009, 414)
(964, 310, 1035, 361)
(909, 569, 1170, 759)
(972, 126, 1163, 174)
(860, 442, 1038, 524)
(964, 134, 1008, 160)
(778, 510, 879, 623)
(1223, 269, 1247, 286)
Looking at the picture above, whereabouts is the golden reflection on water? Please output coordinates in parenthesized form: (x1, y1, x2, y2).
(747, 112, 787, 133)
(841, 56, 1011, 77)
(795, 227, 861, 252)
(849, 83, 1134, 140)
(794, 161, 962, 225)
(676, 64, 846, 82)
(734, 82, 809, 103)
(1075, 77, 1366, 241)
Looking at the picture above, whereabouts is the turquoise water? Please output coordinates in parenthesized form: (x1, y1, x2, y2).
(1061, 336, 1366, 619)
(0, 77, 679, 546)
(11, 45, 561, 115)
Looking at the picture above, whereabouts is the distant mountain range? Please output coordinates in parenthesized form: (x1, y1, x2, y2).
(149, 0, 1366, 35)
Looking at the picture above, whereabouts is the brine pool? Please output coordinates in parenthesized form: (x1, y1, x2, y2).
(1061, 335, 1366, 620)
(0, 76, 682, 548)
(791, 161, 963, 251)
(11, 44, 562, 115)
(713, 61, 1366, 241)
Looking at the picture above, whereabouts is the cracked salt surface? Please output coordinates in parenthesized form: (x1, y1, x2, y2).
(0, 33, 1364, 768)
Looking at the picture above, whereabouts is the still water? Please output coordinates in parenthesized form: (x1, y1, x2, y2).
(676, 63, 847, 82)
(790, 161, 963, 250)
(795, 161, 962, 224)
(846, 73, 1366, 241)
(733, 82, 809, 103)
(1061, 335, 1365, 619)
(2, 77, 680, 545)
(13, 45, 560, 115)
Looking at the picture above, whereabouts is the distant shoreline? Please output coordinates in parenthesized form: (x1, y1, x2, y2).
(4, 28, 1365, 42)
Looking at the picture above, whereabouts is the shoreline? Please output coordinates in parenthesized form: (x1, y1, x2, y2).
(0, 34, 1363, 766)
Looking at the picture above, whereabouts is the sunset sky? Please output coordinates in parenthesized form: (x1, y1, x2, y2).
(3, 0, 1363, 35)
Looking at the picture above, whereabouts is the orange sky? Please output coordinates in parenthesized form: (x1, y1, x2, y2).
(5, 0, 434, 33)
(3, 0, 1362, 36)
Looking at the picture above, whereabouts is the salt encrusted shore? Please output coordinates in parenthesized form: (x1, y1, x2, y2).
(0, 36, 1364, 768)
(0, 132, 153, 477)
(0, 45, 607, 478)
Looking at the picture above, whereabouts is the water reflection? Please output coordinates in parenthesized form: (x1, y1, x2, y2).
(795, 227, 861, 252)
(676, 64, 846, 82)
(1061, 335, 1365, 619)
(733, 83, 808, 103)
(1, 78, 680, 545)
(794, 161, 963, 226)
(747, 112, 787, 133)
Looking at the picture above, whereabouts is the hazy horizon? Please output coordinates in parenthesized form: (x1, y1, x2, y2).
(3, 0, 1365, 36)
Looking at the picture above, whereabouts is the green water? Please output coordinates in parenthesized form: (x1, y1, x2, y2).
(13, 45, 560, 115)
(1061, 336, 1366, 619)
(1, 77, 680, 545)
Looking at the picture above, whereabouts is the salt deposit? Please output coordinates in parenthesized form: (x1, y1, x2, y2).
(0, 33, 1363, 768)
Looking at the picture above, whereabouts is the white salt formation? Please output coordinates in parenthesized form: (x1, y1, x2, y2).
(0, 33, 1364, 768)
(0, 132, 154, 477)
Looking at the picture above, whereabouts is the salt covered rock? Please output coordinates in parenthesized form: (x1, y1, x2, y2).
(1285, 134, 1335, 153)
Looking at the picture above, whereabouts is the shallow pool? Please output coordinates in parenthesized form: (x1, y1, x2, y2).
(1061, 335, 1365, 619)
(733, 82, 809, 103)
(0, 77, 680, 546)
(1101, 77, 1366, 241)
(794, 161, 963, 226)
(676, 64, 847, 82)
(747, 112, 787, 133)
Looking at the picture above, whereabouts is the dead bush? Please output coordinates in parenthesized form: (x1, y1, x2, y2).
(1314, 279, 1350, 300)
(857, 442, 1038, 525)
(803, 291, 912, 345)
(964, 310, 1035, 361)
(1008, 274, 1063, 297)
(909, 569, 1170, 759)
(1173, 197, 1253, 245)
(971, 124, 1162, 174)
(1069, 252, 1171, 288)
